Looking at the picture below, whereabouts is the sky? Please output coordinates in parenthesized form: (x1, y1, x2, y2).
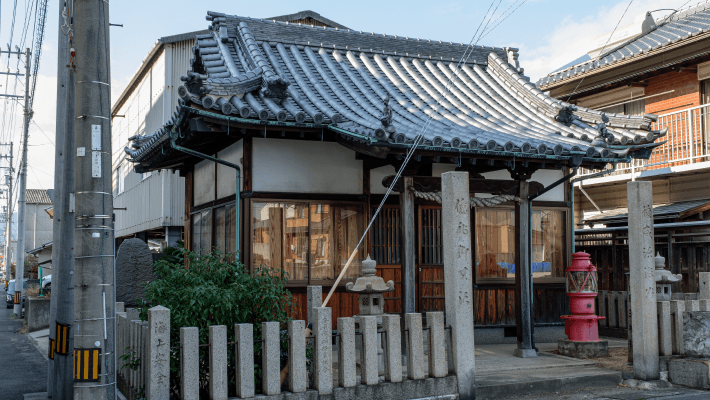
(0, 0, 698, 194)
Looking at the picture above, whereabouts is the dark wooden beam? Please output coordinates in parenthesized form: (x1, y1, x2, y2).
(381, 175, 544, 195)
(514, 181, 535, 357)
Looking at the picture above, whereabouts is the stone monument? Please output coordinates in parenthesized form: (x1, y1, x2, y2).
(116, 238, 156, 306)
(441, 171, 476, 400)
(627, 181, 660, 381)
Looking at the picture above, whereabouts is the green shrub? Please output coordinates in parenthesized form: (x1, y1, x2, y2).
(138, 244, 294, 397)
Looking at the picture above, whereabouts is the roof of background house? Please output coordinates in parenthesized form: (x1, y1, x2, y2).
(537, 1, 710, 89)
(582, 199, 710, 225)
(268, 10, 349, 30)
(28, 241, 52, 255)
(124, 11, 662, 168)
(26, 189, 52, 204)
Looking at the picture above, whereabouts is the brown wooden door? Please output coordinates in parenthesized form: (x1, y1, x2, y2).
(418, 206, 445, 312)
(371, 205, 402, 314)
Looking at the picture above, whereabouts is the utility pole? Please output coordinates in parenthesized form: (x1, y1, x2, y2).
(3, 143, 12, 284)
(13, 48, 31, 318)
(49, 0, 75, 397)
(73, 0, 114, 398)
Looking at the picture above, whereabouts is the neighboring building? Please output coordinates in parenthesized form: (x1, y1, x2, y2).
(124, 10, 659, 345)
(28, 241, 52, 275)
(24, 189, 53, 254)
(537, 2, 710, 294)
(112, 10, 352, 249)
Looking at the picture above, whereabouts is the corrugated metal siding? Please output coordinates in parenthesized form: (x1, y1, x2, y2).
(114, 170, 185, 237)
(170, 39, 194, 110)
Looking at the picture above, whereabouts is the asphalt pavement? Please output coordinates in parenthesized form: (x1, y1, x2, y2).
(0, 286, 47, 400)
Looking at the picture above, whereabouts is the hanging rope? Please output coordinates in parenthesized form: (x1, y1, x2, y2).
(411, 188, 519, 207)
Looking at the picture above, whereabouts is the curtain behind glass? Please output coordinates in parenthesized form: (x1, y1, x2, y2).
(475, 208, 514, 279)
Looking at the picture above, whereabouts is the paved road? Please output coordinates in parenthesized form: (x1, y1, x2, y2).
(507, 385, 710, 399)
(0, 286, 47, 400)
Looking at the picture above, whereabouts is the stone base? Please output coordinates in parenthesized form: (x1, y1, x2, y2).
(683, 311, 710, 358)
(621, 379, 672, 389)
(557, 339, 608, 359)
(669, 358, 710, 389)
(513, 348, 537, 358)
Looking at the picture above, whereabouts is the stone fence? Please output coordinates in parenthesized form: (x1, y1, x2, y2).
(597, 290, 710, 356)
(116, 305, 461, 400)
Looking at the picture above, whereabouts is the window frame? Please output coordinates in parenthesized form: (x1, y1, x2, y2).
(249, 198, 366, 287)
(190, 200, 238, 256)
(473, 205, 568, 284)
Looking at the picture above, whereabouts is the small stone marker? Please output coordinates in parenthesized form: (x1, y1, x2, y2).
(657, 302, 672, 356)
(307, 285, 322, 326)
(359, 315, 379, 385)
(209, 325, 228, 400)
(427, 311, 447, 378)
(147, 306, 170, 400)
(313, 307, 332, 394)
(337, 317, 356, 387)
(405, 313, 425, 380)
(180, 327, 199, 400)
(670, 300, 685, 355)
(116, 238, 156, 306)
(262, 322, 280, 395)
(441, 171, 476, 399)
(288, 320, 307, 393)
(382, 314, 402, 383)
(627, 181, 659, 381)
(234, 324, 255, 398)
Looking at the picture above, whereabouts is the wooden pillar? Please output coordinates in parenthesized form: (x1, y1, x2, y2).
(514, 181, 536, 357)
(400, 176, 416, 320)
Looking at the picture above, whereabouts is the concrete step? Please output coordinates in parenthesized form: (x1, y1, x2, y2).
(475, 365, 622, 400)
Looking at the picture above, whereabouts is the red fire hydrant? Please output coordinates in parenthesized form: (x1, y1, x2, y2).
(561, 252, 604, 341)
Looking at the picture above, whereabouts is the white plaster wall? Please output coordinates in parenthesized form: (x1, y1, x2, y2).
(252, 139, 362, 194)
(432, 164, 564, 201)
(194, 158, 215, 206)
(370, 165, 397, 194)
(216, 141, 243, 198)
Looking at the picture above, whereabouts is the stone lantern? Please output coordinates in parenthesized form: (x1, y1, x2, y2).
(346, 255, 394, 376)
(346, 255, 395, 315)
(654, 252, 681, 301)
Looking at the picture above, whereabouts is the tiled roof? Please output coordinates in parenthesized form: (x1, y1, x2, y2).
(125, 11, 663, 165)
(538, 1, 710, 89)
(26, 189, 52, 204)
(583, 199, 710, 224)
(268, 10, 350, 30)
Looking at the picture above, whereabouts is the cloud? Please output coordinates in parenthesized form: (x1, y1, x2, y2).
(516, 0, 692, 82)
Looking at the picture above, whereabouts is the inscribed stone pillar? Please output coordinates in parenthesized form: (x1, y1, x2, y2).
(400, 176, 416, 319)
(441, 171, 476, 400)
(307, 285, 322, 326)
(147, 306, 170, 400)
(627, 181, 659, 381)
(514, 181, 536, 358)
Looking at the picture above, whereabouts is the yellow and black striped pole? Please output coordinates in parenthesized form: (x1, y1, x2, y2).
(55, 322, 70, 355)
(48, 338, 55, 360)
(74, 349, 100, 382)
(13, 291, 20, 304)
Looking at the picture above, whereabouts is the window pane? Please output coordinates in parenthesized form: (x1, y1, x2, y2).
(192, 213, 202, 254)
(283, 203, 308, 281)
(532, 210, 566, 278)
(370, 207, 400, 265)
(215, 206, 226, 254)
(475, 209, 514, 279)
(310, 204, 363, 281)
(201, 210, 212, 253)
(252, 202, 284, 273)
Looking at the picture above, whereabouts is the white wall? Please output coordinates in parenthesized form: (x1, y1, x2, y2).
(216, 141, 243, 198)
(194, 158, 216, 206)
(24, 203, 52, 252)
(370, 165, 396, 194)
(252, 139, 362, 194)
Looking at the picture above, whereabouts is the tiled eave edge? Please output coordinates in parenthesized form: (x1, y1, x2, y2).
(538, 30, 710, 93)
(132, 106, 642, 172)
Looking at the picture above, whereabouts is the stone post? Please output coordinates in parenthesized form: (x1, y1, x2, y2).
(618, 291, 628, 329)
(400, 176, 417, 322)
(700, 272, 710, 300)
(441, 171, 476, 399)
(700, 299, 710, 312)
(116, 302, 125, 313)
(657, 302, 672, 356)
(180, 327, 199, 400)
(209, 325, 228, 400)
(307, 285, 322, 326)
(427, 311, 447, 378)
(262, 321, 280, 395)
(147, 306, 170, 400)
(670, 300, 685, 355)
(234, 324, 255, 398)
(627, 181, 660, 381)
(337, 317, 356, 387)
(359, 315, 379, 385)
(287, 320, 307, 393)
(313, 307, 333, 394)
(382, 315, 402, 383)
(686, 299, 700, 312)
(405, 313, 425, 380)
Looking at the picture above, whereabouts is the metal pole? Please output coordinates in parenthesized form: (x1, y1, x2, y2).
(13, 48, 31, 318)
(73, 0, 114, 397)
(4, 143, 12, 284)
(49, 0, 75, 396)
